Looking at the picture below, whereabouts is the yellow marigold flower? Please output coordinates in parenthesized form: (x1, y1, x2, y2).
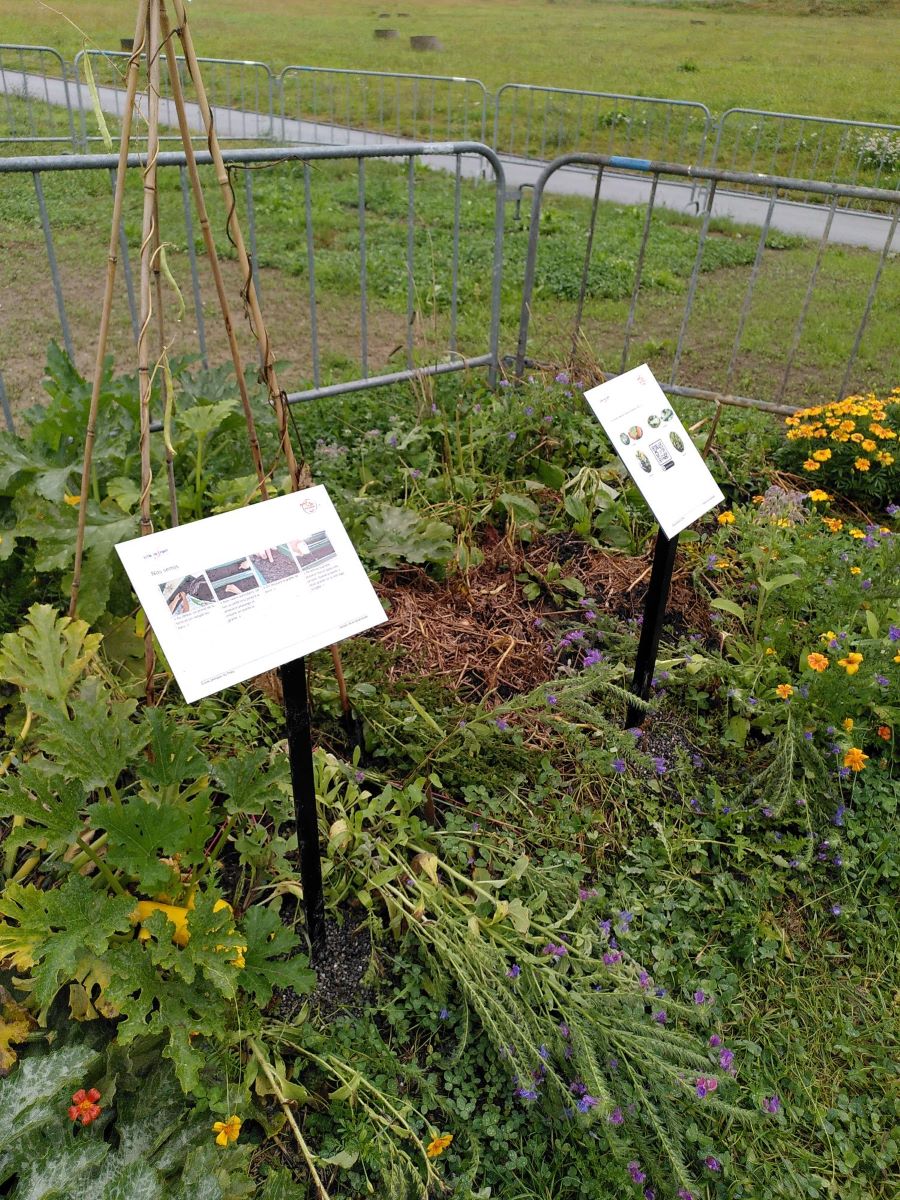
(849, 528, 865, 539)
(775, 683, 793, 699)
(849, 566, 861, 575)
(717, 510, 736, 525)
(212, 1115, 242, 1147)
(838, 652, 863, 675)
(894, 652, 900, 663)
(842, 717, 854, 731)
(775, 517, 791, 527)
(842, 747, 868, 772)
(803, 459, 820, 471)
(823, 517, 843, 532)
(752, 494, 765, 504)
(765, 647, 777, 656)
(877, 725, 891, 741)
(854, 458, 871, 471)
(820, 631, 837, 643)
(807, 490, 830, 502)
(861, 439, 877, 452)
(877, 451, 894, 466)
(812, 448, 831, 462)
(831, 432, 849, 443)
(850, 432, 864, 443)
(426, 1133, 454, 1158)
(806, 653, 829, 672)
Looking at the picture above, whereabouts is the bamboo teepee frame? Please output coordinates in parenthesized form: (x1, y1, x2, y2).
(68, 0, 350, 714)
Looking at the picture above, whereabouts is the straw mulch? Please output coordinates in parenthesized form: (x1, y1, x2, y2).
(373, 533, 710, 702)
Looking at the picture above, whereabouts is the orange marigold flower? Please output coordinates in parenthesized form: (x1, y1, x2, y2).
(876, 725, 891, 741)
(802, 459, 820, 471)
(838, 653, 863, 675)
(854, 458, 871, 471)
(849, 432, 864, 443)
(212, 1115, 242, 1147)
(842, 747, 868, 772)
(69, 1088, 102, 1126)
(806, 653, 829, 672)
(861, 439, 877, 452)
(426, 1133, 454, 1159)
(775, 683, 794, 699)
(812, 448, 832, 462)
(823, 517, 843, 532)
(717, 510, 736, 525)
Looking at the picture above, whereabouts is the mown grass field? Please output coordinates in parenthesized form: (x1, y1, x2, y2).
(4, 0, 900, 123)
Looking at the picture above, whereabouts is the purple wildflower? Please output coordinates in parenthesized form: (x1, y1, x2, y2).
(555, 371, 570, 384)
(603, 950, 622, 966)
(889, 624, 900, 642)
(619, 910, 634, 928)
(355, 770, 365, 784)
(709, 1034, 722, 1047)
(439, 1007, 449, 1020)
(542, 943, 567, 958)
(644, 1190, 655, 1200)
(579, 886, 598, 901)
(599, 918, 612, 937)
(577, 1094, 598, 1112)
(608, 1107, 624, 1125)
(719, 1048, 734, 1071)
(654, 1010, 667, 1024)
(410, 467, 422, 479)
(677, 1192, 695, 1200)
(559, 1022, 570, 1039)
(638, 971, 651, 989)
(876, 674, 889, 686)
(387, 433, 398, 447)
(652, 756, 667, 775)
(515, 1087, 539, 1101)
(831, 904, 842, 916)
(763, 1094, 781, 1114)
(628, 726, 644, 739)
(547, 693, 558, 706)
(507, 963, 521, 978)
(583, 648, 603, 668)
(704, 1156, 721, 1172)
(693, 990, 706, 1005)
(524, 405, 534, 417)
(495, 718, 509, 731)
(627, 1162, 646, 1185)
(612, 757, 627, 775)
(695, 1076, 718, 1098)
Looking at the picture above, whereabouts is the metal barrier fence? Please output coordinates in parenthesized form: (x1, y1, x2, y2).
(72, 49, 276, 145)
(515, 154, 899, 413)
(0, 44, 76, 148)
(493, 84, 712, 168)
(0, 142, 505, 429)
(707, 108, 900, 212)
(279, 66, 488, 147)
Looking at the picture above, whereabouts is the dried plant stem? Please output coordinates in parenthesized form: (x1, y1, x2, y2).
(69, 0, 149, 620)
(247, 1040, 331, 1200)
(159, 1, 269, 499)
(136, 0, 163, 699)
(169, 0, 302, 491)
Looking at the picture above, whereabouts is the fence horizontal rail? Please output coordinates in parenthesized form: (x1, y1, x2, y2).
(0, 44, 76, 148)
(516, 153, 899, 412)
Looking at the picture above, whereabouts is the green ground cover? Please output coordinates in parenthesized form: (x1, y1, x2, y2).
(0, 348, 897, 1199)
(3, 0, 899, 124)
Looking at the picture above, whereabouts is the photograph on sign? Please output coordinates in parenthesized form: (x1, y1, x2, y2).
(583, 364, 724, 538)
(116, 486, 386, 702)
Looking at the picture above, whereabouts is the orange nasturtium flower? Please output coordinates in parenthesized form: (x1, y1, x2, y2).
(212, 1115, 242, 1147)
(426, 1133, 454, 1159)
(876, 725, 891, 741)
(843, 747, 868, 772)
(806, 653, 829, 673)
(69, 1088, 102, 1126)
(775, 683, 794, 700)
(838, 652, 863, 675)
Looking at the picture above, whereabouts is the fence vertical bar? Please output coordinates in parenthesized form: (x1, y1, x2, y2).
(777, 196, 838, 403)
(405, 156, 415, 369)
(571, 167, 604, 359)
(669, 179, 718, 386)
(450, 154, 462, 354)
(839, 206, 900, 400)
(725, 196, 776, 392)
(358, 157, 368, 378)
(179, 163, 207, 367)
(303, 161, 320, 389)
(620, 174, 659, 373)
(108, 167, 140, 341)
(32, 171, 74, 361)
(487, 146, 504, 388)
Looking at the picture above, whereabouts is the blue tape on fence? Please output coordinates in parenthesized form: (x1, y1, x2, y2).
(609, 156, 652, 171)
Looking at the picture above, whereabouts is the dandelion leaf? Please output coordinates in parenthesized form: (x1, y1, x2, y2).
(0, 604, 101, 705)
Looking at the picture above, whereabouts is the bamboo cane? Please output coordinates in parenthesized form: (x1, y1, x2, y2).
(136, 0, 164, 699)
(151, 188, 180, 527)
(169, 0, 302, 491)
(69, 0, 150, 619)
(159, 2, 269, 499)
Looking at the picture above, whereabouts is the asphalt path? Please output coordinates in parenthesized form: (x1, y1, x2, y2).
(2, 68, 898, 253)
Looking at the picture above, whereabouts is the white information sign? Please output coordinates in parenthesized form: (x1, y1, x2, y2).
(583, 364, 724, 538)
(115, 486, 386, 703)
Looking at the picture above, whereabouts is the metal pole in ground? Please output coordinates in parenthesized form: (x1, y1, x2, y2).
(624, 529, 680, 729)
(279, 656, 326, 958)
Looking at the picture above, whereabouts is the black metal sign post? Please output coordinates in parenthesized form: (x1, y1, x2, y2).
(279, 655, 326, 958)
(624, 528, 680, 729)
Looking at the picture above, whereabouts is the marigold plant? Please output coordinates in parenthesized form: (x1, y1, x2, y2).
(782, 389, 900, 502)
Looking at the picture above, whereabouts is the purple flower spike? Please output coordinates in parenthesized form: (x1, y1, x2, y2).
(719, 1048, 734, 1071)
(709, 1034, 722, 1047)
